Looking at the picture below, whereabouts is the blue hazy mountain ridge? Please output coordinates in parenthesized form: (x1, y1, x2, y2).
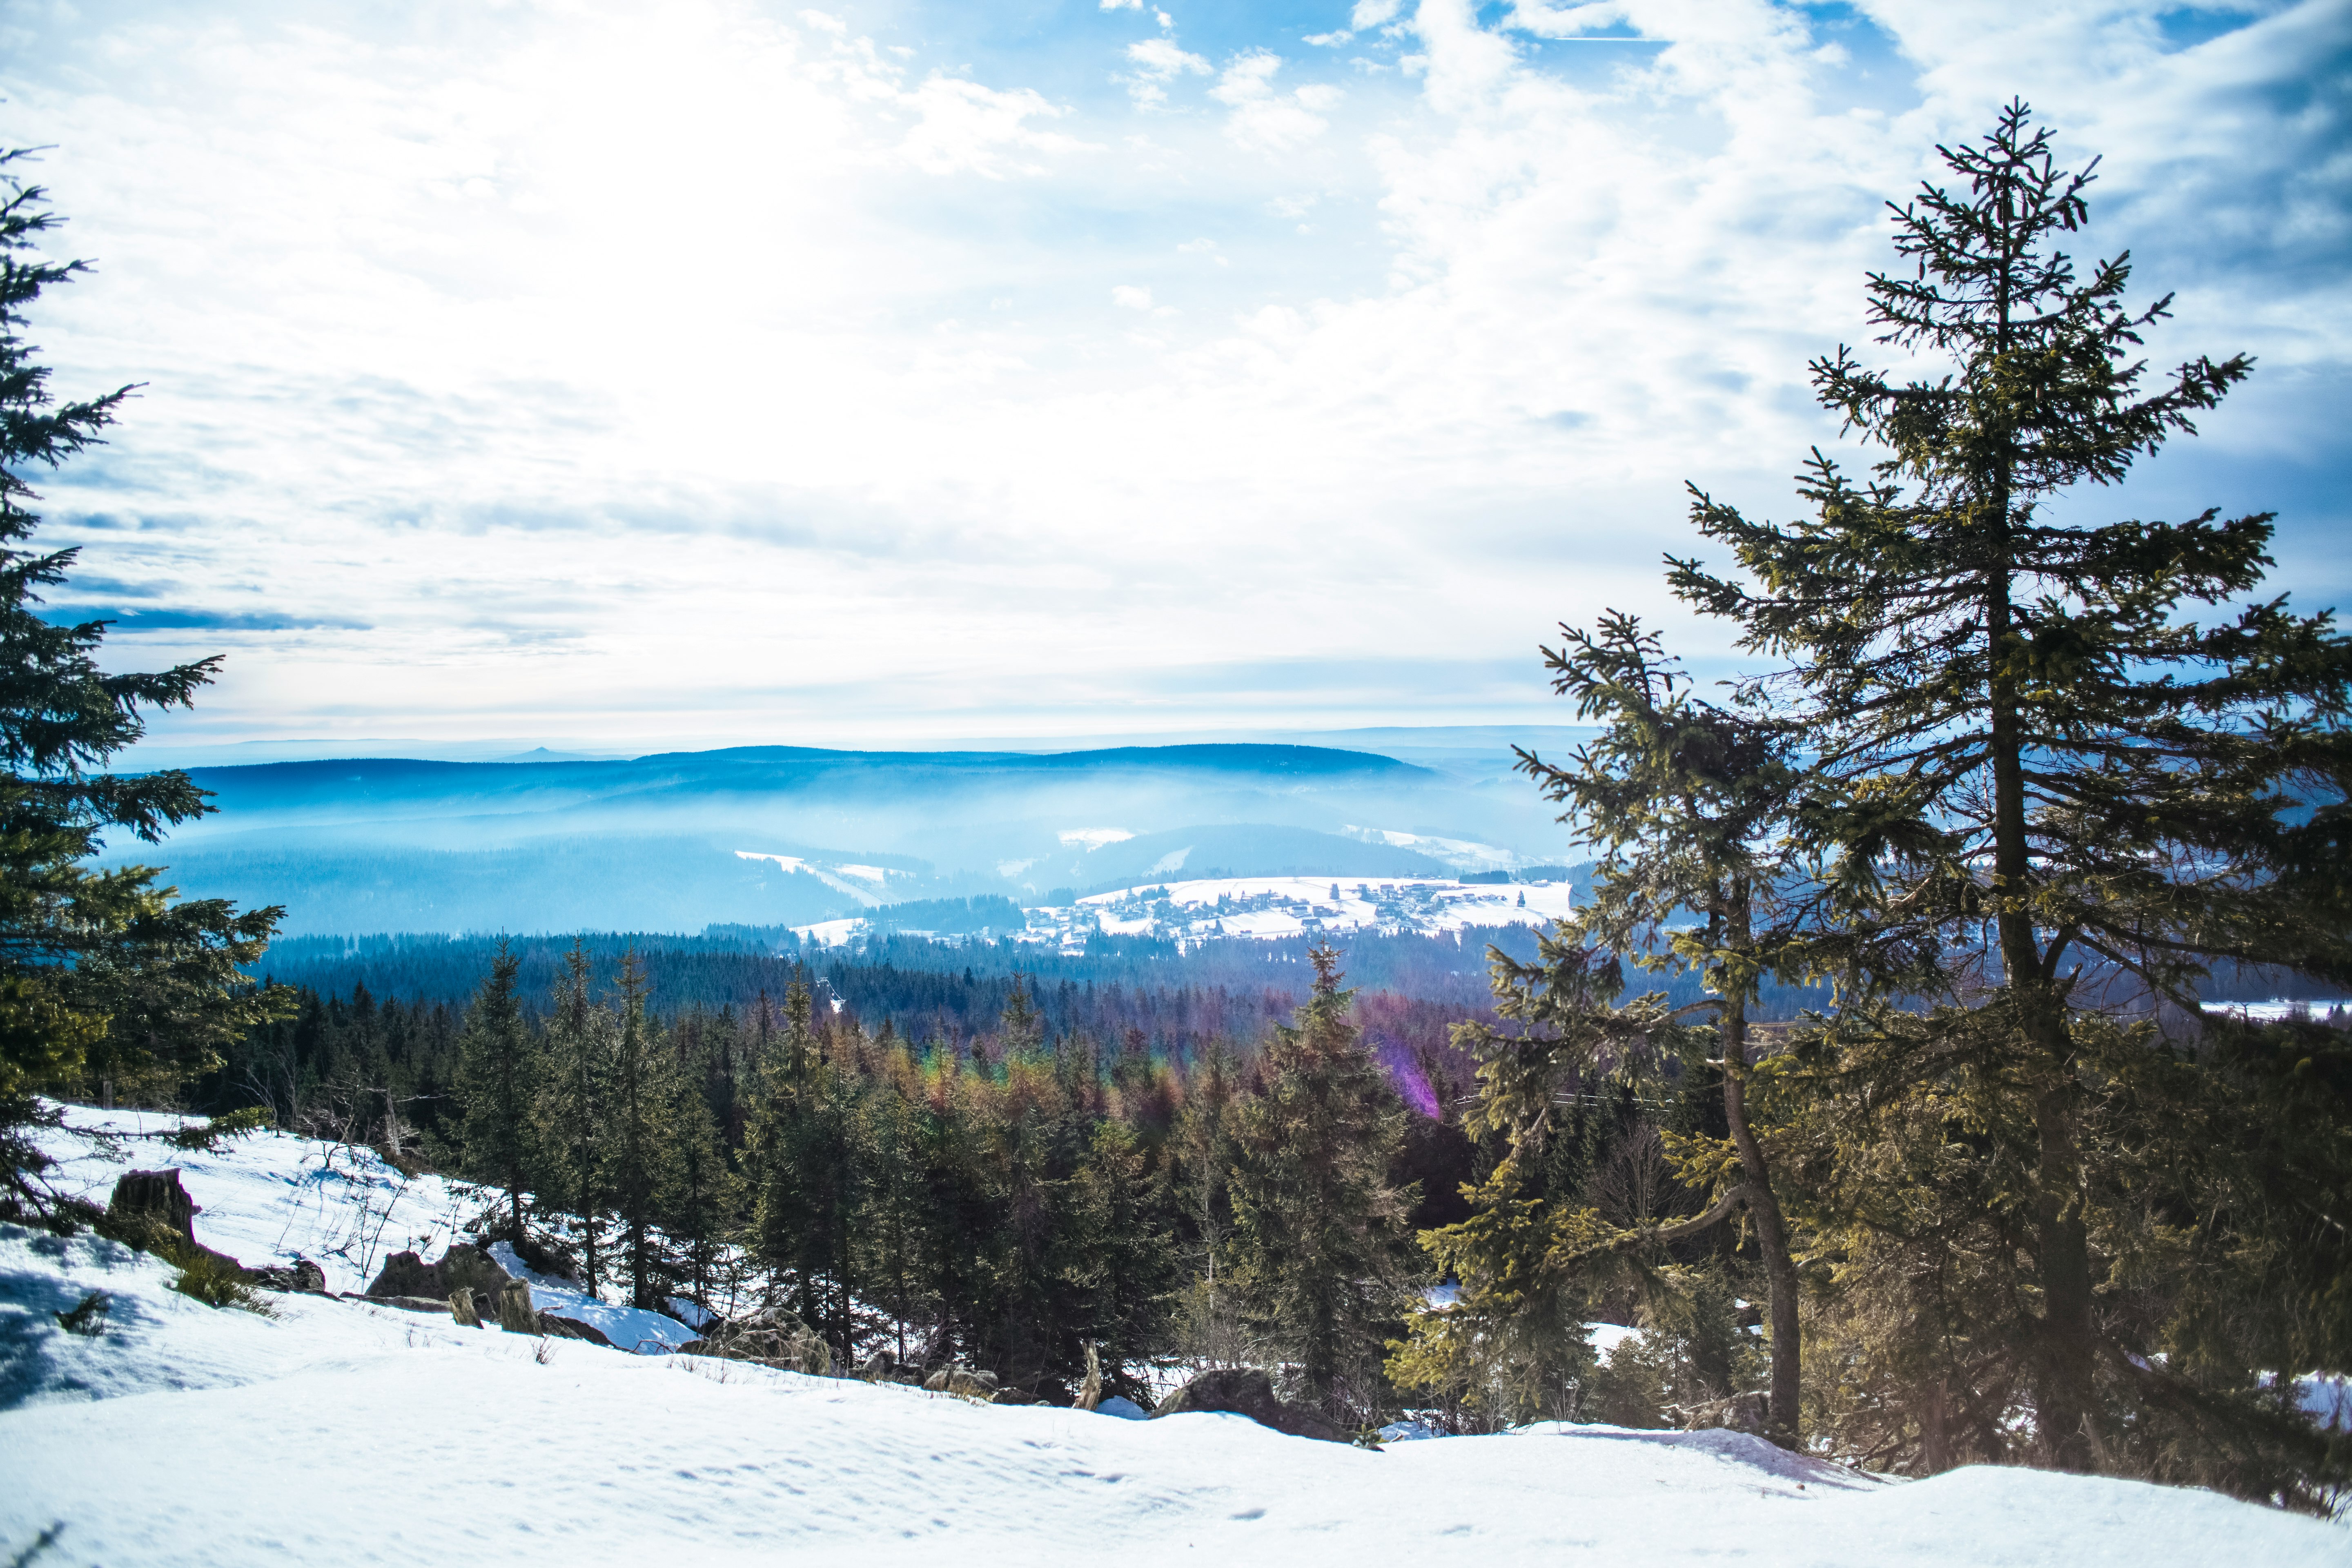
(121, 742, 1563, 937)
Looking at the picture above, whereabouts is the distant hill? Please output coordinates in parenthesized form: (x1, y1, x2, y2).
(123, 741, 1577, 938)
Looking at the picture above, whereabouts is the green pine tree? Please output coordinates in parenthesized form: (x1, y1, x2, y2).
(603, 950, 678, 1310)
(0, 148, 286, 1213)
(537, 941, 614, 1294)
(1669, 103, 2352, 1472)
(454, 940, 533, 1236)
(1228, 943, 1416, 1420)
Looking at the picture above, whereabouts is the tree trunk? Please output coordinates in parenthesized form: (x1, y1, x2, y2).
(1722, 998, 1802, 1450)
(2031, 1071, 2096, 1470)
(1987, 550, 2098, 1472)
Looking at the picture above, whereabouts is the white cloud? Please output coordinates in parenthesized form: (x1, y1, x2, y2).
(1210, 51, 1341, 151)
(799, 9, 848, 33)
(1351, 0, 1405, 27)
(1116, 36, 1212, 106)
(0, 0, 2340, 748)
(1100, 0, 1143, 9)
(898, 76, 1086, 177)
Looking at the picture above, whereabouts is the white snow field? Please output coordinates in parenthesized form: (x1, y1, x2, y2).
(4, 1109, 2345, 1566)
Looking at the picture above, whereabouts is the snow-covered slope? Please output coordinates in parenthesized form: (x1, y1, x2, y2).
(799, 875, 1577, 951)
(4, 1107, 2344, 1565)
(27, 1102, 695, 1350)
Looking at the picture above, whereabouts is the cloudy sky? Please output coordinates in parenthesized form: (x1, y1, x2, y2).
(4, 0, 2346, 756)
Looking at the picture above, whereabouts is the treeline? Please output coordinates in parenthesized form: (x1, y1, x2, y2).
(254, 925, 1839, 1041)
(185, 940, 1575, 1413)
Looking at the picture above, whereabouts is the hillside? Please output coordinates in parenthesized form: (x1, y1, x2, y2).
(7, 1104, 2343, 1566)
(113, 742, 1572, 937)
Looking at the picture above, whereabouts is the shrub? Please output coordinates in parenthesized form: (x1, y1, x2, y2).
(165, 1245, 275, 1315)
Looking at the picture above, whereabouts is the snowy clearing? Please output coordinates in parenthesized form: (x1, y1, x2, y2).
(3, 1107, 2343, 1565)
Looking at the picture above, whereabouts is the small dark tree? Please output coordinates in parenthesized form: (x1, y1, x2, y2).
(603, 950, 677, 1310)
(537, 941, 612, 1294)
(454, 940, 532, 1235)
(1228, 944, 1416, 1420)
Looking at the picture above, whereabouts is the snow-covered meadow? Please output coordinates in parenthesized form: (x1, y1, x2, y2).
(3, 1105, 2345, 1566)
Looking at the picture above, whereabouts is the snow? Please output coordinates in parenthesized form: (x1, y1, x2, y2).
(791, 874, 1576, 953)
(735, 851, 889, 907)
(1025, 875, 1577, 951)
(1588, 1322, 1645, 1359)
(1341, 826, 1520, 873)
(28, 1104, 690, 1350)
(486, 1241, 694, 1352)
(2201, 999, 2352, 1023)
(5, 1105, 2345, 1564)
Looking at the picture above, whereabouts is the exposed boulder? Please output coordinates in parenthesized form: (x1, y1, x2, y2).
(105, 1169, 196, 1245)
(363, 1242, 514, 1303)
(364, 1250, 443, 1300)
(448, 1285, 481, 1327)
(1074, 1341, 1102, 1412)
(857, 1348, 896, 1382)
(924, 1367, 999, 1401)
(437, 1243, 513, 1301)
(101, 1168, 245, 1272)
(1149, 1369, 1348, 1443)
(247, 1257, 328, 1295)
(371, 1295, 454, 1315)
(540, 1314, 614, 1348)
(494, 1279, 539, 1334)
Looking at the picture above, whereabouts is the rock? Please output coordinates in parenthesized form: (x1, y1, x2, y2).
(1074, 1341, 1102, 1412)
(105, 1169, 196, 1245)
(448, 1285, 481, 1327)
(247, 1257, 328, 1294)
(494, 1279, 539, 1334)
(857, 1348, 896, 1382)
(371, 1295, 455, 1315)
(924, 1367, 998, 1401)
(539, 1314, 613, 1348)
(1149, 1368, 1348, 1443)
(437, 1243, 513, 1300)
(365, 1250, 443, 1300)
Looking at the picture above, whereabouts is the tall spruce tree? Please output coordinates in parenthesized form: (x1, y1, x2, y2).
(604, 950, 677, 1310)
(1228, 944, 1416, 1420)
(538, 941, 614, 1293)
(1670, 104, 2352, 1471)
(454, 940, 532, 1235)
(0, 148, 285, 1211)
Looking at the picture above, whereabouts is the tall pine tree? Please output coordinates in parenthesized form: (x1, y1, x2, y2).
(454, 940, 533, 1236)
(1671, 103, 2352, 1471)
(0, 148, 286, 1211)
(1228, 944, 1416, 1421)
